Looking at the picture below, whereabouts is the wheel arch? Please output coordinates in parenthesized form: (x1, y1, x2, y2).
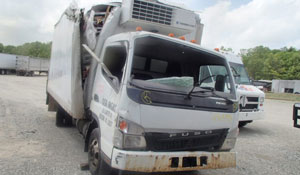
(84, 112, 100, 152)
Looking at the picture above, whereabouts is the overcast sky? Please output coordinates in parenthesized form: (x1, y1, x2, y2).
(1, 0, 300, 53)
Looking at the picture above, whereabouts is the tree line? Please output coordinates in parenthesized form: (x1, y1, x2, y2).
(0, 42, 51, 59)
(241, 46, 300, 80)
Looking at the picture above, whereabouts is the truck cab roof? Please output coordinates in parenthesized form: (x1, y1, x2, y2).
(107, 31, 226, 60)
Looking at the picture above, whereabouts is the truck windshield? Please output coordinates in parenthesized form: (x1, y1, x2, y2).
(130, 36, 234, 96)
(229, 62, 251, 85)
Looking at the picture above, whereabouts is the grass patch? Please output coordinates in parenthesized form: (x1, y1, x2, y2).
(266, 92, 300, 101)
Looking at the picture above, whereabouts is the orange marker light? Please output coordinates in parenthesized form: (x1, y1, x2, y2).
(168, 33, 175, 37)
(136, 26, 142, 31)
(191, 40, 197, 43)
(214, 48, 220, 52)
(119, 120, 128, 131)
(179, 36, 185, 40)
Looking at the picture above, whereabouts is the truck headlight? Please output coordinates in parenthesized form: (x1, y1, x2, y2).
(124, 135, 146, 149)
(113, 117, 146, 149)
(232, 101, 239, 112)
(260, 97, 265, 103)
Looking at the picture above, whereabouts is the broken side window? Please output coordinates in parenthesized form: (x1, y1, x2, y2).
(102, 42, 127, 91)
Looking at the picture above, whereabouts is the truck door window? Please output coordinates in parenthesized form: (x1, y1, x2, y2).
(102, 43, 127, 91)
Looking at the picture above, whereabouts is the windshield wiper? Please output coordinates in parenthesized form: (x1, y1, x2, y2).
(185, 75, 216, 99)
(185, 75, 234, 104)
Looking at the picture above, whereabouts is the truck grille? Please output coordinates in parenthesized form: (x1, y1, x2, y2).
(132, 0, 173, 25)
(145, 129, 228, 152)
(239, 96, 259, 112)
(240, 104, 258, 112)
(247, 97, 259, 102)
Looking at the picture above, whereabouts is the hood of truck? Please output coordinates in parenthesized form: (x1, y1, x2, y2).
(236, 85, 265, 97)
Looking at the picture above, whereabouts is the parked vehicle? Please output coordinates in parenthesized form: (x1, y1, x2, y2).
(220, 52, 265, 127)
(0, 53, 16, 75)
(294, 103, 300, 128)
(46, 1, 239, 174)
(16, 56, 49, 76)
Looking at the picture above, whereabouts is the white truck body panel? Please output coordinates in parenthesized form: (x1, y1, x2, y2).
(47, 8, 84, 119)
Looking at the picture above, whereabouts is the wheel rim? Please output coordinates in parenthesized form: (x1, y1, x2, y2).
(89, 138, 100, 171)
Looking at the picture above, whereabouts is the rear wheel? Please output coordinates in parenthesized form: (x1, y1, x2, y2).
(56, 107, 73, 127)
(88, 128, 111, 175)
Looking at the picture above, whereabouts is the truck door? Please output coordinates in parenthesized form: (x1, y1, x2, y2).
(90, 41, 128, 157)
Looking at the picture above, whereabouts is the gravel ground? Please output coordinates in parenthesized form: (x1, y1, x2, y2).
(0, 75, 300, 175)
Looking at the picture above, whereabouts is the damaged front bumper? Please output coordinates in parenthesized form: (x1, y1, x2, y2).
(111, 148, 236, 172)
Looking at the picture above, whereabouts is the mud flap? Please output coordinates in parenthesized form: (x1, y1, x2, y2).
(293, 103, 300, 128)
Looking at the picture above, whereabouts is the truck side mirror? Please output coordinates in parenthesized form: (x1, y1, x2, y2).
(215, 75, 225, 92)
(111, 76, 120, 89)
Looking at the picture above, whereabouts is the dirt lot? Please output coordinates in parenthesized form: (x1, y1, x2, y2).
(0, 75, 300, 175)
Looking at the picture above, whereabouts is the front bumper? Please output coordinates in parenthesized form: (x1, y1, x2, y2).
(111, 148, 236, 172)
(239, 110, 264, 121)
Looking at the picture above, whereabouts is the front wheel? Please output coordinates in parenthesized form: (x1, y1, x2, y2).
(88, 128, 111, 175)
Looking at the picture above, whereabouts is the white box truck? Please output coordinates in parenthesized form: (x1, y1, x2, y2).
(220, 52, 265, 127)
(46, 0, 239, 174)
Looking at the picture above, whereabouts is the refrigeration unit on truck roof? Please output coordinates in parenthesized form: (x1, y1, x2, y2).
(120, 0, 203, 42)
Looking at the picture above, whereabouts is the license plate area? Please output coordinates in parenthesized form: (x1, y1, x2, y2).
(170, 156, 208, 168)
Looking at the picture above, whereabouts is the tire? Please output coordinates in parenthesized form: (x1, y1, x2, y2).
(88, 128, 111, 175)
(239, 120, 252, 127)
(56, 108, 73, 127)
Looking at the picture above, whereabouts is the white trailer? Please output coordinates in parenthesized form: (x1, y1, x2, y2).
(16, 56, 50, 76)
(0, 53, 16, 75)
(47, 1, 239, 174)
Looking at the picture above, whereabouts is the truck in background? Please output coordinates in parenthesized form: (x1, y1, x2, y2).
(0, 53, 16, 75)
(16, 56, 49, 76)
(0, 53, 49, 76)
(47, 0, 239, 174)
(222, 52, 265, 127)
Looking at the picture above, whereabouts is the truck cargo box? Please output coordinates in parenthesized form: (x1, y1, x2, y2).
(16, 56, 49, 75)
(0, 53, 17, 74)
(47, 5, 84, 119)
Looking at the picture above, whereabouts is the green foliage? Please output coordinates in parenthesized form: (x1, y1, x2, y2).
(241, 46, 300, 80)
(0, 42, 51, 59)
(0, 43, 3, 53)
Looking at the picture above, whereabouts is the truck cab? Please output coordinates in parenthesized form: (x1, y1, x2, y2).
(88, 32, 239, 172)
